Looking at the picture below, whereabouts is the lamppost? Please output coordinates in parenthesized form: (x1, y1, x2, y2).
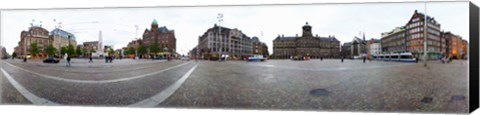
(135, 25, 139, 60)
(217, 13, 223, 61)
(423, 2, 428, 67)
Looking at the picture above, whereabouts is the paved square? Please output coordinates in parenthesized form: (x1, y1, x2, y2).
(0, 59, 469, 113)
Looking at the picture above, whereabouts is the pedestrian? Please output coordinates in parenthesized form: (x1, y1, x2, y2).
(320, 57, 323, 61)
(105, 56, 108, 63)
(415, 56, 419, 63)
(89, 56, 93, 63)
(363, 56, 366, 63)
(66, 56, 71, 67)
(441, 56, 445, 64)
(341, 56, 344, 62)
(23, 57, 27, 62)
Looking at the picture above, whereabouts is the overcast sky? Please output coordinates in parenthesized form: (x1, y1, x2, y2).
(0, 2, 469, 55)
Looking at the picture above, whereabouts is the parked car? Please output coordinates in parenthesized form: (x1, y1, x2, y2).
(248, 55, 266, 62)
(43, 57, 60, 63)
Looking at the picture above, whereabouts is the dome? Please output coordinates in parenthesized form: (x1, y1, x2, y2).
(152, 19, 158, 25)
(303, 22, 311, 28)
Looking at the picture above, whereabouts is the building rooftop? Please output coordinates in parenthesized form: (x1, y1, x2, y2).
(51, 28, 76, 41)
(252, 36, 260, 42)
(274, 35, 339, 42)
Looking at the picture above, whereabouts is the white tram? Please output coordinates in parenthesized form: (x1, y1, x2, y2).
(372, 52, 416, 62)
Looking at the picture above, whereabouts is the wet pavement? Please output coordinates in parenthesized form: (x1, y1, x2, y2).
(0, 59, 469, 113)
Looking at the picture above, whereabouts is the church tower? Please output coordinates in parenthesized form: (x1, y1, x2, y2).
(151, 19, 158, 30)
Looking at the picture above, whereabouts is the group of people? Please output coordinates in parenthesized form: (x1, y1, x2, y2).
(105, 56, 114, 63)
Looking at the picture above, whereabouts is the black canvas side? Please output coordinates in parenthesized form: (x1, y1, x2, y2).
(469, 1, 479, 113)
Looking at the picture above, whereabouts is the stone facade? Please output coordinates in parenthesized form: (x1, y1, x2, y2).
(273, 22, 340, 59)
(350, 36, 368, 59)
(197, 24, 252, 60)
(367, 39, 381, 59)
(251, 36, 269, 57)
(142, 19, 176, 56)
(83, 41, 99, 55)
(442, 32, 467, 59)
(381, 26, 407, 53)
(406, 10, 444, 59)
(15, 26, 52, 58)
(50, 28, 77, 56)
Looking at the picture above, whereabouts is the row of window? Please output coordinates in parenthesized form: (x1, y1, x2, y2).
(407, 21, 423, 29)
(408, 47, 441, 52)
(409, 27, 423, 33)
(427, 23, 441, 31)
(382, 34, 405, 43)
(407, 33, 424, 40)
(31, 31, 48, 36)
(427, 29, 441, 36)
(406, 40, 445, 47)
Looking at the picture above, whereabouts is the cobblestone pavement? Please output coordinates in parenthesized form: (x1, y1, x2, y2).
(159, 59, 469, 113)
(0, 59, 195, 106)
(0, 59, 469, 113)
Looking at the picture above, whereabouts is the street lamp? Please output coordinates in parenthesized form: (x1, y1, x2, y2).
(217, 13, 223, 61)
(423, 2, 428, 67)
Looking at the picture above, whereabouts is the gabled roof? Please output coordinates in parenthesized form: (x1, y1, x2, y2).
(353, 36, 367, 44)
(342, 42, 352, 47)
(409, 10, 439, 25)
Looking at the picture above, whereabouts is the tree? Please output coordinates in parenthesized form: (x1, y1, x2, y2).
(76, 48, 83, 57)
(67, 44, 75, 56)
(45, 44, 56, 56)
(127, 47, 135, 55)
(108, 48, 114, 55)
(12, 52, 17, 58)
(83, 48, 88, 56)
(90, 49, 96, 53)
(149, 42, 160, 55)
(138, 44, 146, 56)
(30, 42, 39, 56)
(61, 46, 67, 56)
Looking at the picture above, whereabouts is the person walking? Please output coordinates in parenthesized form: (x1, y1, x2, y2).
(320, 56, 323, 61)
(341, 56, 344, 62)
(66, 56, 71, 67)
(89, 56, 93, 63)
(363, 56, 366, 63)
(105, 56, 108, 63)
